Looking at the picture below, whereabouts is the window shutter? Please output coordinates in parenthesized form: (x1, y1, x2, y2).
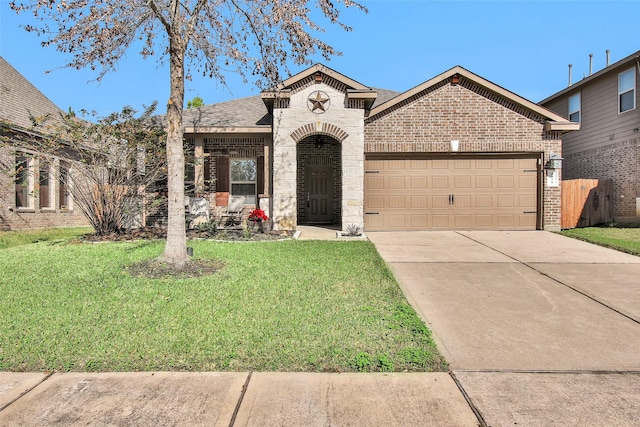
(204, 157, 211, 192)
(257, 156, 264, 195)
(215, 156, 229, 192)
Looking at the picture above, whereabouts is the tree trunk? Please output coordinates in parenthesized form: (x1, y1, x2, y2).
(159, 32, 189, 268)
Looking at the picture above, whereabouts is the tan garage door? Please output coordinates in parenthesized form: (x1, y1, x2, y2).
(364, 156, 539, 231)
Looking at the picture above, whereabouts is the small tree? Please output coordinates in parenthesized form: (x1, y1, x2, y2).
(187, 97, 204, 109)
(4, 104, 166, 235)
(10, 0, 366, 268)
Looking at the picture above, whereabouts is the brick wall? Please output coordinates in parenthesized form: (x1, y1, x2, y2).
(0, 148, 90, 231)
(563, 137, 640, 219)
(364, 77, 563, 230)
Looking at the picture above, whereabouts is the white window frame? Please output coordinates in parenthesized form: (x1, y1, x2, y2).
(568, 92, 581, 123)
(230, 158, 257, 205)
(15, 155, 35, 210)
(618, 68, 636, 114)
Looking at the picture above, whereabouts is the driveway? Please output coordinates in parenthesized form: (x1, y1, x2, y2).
(368, 230, 640, 426)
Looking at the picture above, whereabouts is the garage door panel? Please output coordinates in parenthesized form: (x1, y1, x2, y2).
(475, 214, 493, 227)
(518, 194, 536, 208)
(432, 176, 449, 188)
(411, 195, 428, 209)
(366, 194, 385, 209)
(389, 195, 406, 209)
(454, 215, 471, 227)
(475, 195, 493, 208)
(475, 175, 492, 188)
(454, 195, 471, 208)
(432, 215, 450, 228)
(432, 160, 448, 169)
(497, 214, 516, 226)
(497, 175, 515, 188)
(365, 175, 384, 190)
(364, 157, 539, 231)
(388, 214, 407, 227)
(432, 195, 450, 208)
(388, 176, 406, 189)
(411, 176, 428, 189)
(411, 214, 428, 227)
(519, 174, 537, 188)
(497, 195, 515, 207)
(454, 175, 472, 188)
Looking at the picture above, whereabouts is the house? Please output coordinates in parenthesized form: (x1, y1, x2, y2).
(540, 50, 640, 222)
(183, 64, 577, 232)
(0, 56, 89, 230)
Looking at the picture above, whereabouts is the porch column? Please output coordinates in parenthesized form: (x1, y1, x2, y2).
(272, 131, 297, 230)
(194, 138, 205, 195)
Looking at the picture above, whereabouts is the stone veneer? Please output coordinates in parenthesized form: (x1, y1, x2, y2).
(271, 84, 365, 231)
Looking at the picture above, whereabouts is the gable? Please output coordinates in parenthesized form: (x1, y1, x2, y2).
(0, 56, 64, 130)
(364, 78, 547, 147)
(368, 66, 577, 132)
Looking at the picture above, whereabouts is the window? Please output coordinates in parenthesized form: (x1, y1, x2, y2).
(59, 163, 70, 210)
(568, 93, 581, 123)
(230, 159, 257, 204)
(619, 68, 636, 113)
(39, 163, 54, 209)
(15, 156, 34, 209)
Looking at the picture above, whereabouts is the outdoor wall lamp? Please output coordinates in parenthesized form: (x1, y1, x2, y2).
(545, 154, 563, 170)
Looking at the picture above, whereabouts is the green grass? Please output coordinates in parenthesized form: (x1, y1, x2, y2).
(0, 227, 91, 249)
(0, 234, 447, 373)
(560, 225, 640, 256)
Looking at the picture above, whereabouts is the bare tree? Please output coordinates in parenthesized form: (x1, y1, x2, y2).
(4, 104, 166, 235)
(10, 0, 366, 268)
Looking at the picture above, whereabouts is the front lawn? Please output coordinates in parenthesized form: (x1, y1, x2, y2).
(561, 225, 640, 256)
(0, 234, 447, 373)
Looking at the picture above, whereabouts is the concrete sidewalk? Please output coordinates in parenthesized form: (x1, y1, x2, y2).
(0, 372, 479, 426)
(368, 230, 640, 426)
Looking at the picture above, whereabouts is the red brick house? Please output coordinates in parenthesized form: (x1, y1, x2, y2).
(184, 64, 578, 232)
(0, 56, 89, 231)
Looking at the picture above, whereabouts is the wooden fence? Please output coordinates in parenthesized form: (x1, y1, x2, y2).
(561, 179, 613, 229)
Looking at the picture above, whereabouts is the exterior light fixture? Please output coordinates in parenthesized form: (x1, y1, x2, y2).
(545, 154, 563, 170)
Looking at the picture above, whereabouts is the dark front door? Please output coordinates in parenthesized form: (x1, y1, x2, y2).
(306, 165, 333, 223)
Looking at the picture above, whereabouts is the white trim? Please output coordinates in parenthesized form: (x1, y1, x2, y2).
(618, 67, 636, 114)
(568, 92, 581, 123)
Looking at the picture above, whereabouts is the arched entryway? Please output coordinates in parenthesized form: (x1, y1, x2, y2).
(296, 134, 342, 225)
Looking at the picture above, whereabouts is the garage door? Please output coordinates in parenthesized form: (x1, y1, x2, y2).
(364, 156, 539, 231)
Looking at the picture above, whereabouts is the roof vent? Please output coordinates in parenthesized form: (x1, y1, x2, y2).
(451, 74, 460, 86)
(314, 72, 323, 84)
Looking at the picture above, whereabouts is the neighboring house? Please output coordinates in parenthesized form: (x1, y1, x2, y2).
(540, 50, 640, 222)
(184, 64, 577, 232)
(0, 56, 89, 230)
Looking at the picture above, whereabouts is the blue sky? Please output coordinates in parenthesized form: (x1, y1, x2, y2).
(1, 1, 639, 118)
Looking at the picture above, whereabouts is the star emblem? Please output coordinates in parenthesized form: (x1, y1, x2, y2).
(308, 91, 330, 113)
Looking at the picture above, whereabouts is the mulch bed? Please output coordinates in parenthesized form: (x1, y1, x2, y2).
(82, 226, 292, 243)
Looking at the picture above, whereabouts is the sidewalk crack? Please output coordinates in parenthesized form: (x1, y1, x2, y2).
(228, 371, 252, 427)
(0, 371, 54, 412)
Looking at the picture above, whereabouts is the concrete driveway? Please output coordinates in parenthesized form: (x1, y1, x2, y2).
(368, 230, 640, 426)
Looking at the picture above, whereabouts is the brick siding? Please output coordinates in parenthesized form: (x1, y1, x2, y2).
(563, 137, 640, 219)
(0, 148, 90, 231)
(364, 77, 563, 230)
